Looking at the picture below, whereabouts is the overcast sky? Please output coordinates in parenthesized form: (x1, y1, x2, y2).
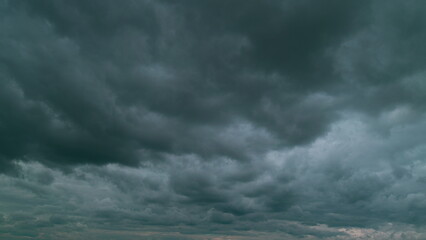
(2, 0, 426, 239)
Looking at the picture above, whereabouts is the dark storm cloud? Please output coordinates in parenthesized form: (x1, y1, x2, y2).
(334, 0, 426, 117)
(0, 0, 372, 169)
(3, 0, 426, 239)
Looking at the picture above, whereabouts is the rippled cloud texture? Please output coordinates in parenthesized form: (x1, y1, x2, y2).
(2, 0, 426, 239)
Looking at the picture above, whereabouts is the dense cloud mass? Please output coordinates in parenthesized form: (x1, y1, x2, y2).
(2, 0, 426, 239)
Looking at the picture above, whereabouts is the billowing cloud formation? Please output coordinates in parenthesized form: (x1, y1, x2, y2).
(1, 0, 426, 239)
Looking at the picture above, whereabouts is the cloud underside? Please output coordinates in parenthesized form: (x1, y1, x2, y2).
(2, 0, 426, 239)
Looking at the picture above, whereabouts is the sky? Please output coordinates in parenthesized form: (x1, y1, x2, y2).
(1, 0, 426, 239)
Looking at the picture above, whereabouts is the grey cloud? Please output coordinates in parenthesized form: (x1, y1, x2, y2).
(2, 0, 426, 239)
(2, 115, 426, 239)
(0, 0, 374, 169)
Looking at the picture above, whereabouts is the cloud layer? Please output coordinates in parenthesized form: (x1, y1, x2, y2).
(2, 0, 426, 239)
